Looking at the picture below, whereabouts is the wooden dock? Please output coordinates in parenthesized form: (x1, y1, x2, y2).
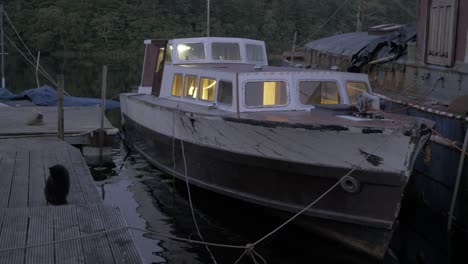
(0, 106, 117, 145)
(0, 138, 142, 263)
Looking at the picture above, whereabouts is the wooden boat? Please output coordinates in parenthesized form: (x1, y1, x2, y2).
(120, 37, 431, 258)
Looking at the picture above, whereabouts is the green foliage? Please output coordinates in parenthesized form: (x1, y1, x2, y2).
(3, 0, 416, 58)
(2, 0, 416, 95)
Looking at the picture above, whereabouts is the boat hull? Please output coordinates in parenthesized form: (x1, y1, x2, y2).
(120, 94, 430, 259)
(122, 122, 412, 258)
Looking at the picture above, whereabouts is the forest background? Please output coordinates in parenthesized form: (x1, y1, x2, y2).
(2, 0, 416, 96)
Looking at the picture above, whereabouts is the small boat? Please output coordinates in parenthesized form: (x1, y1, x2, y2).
(120, 37, 431, 259)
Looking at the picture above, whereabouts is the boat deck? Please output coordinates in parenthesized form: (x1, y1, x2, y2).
(130, 94, 418, 130)
(0, 138, 142, 263)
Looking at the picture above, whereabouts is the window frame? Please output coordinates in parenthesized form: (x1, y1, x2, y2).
(245, 44, 266, 63)
(176, 42, 206, 61)
(243, 80, 289, 108)
(198, 77, 217, 102)
(216, 80, 234, 106)
(183, 75, 199, 100)
(345, 80, 369, 105)
(170, 73, 184, 97)
(297, 79, 342, 106)
(211, 42, 242, 61)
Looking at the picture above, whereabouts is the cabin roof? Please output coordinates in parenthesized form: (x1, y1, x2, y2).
(172, 63, 367, 78)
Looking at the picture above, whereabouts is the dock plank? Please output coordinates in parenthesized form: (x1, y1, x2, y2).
(25, 207, 54, 264)
(76, 204, 115, 263)
(55, 145, 85, 205)
(54, 205, 85, 264)
(0, 138, 142, 264)
(0, 152, 15, 208)
(99, 206, 141, 264)
(67, 146, 102, 204)
(9, 151, 30, 208)
(0, 208, 29, 263)
(28, 150, 47, 207)
(0, 106, 114, 137)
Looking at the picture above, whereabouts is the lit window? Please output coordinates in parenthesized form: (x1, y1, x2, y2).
(212, 43, 241, 60)
(299, 81, 340, 105)
(217, 81, 233, 106)
(165, 44, 173, 63)
(199, 78, 217, 101)
(171, 74, 183, 96)
(245, 81, 287, 107)
(184, 75, 198, 99)
(246, 44, 265, 62)
(346, 82, 368, 105)
(177, 43, 205, 61)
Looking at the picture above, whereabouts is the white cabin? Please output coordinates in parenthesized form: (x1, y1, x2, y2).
(137, 37, 373, 113)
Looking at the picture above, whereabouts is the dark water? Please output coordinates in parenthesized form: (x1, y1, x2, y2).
(89, 144, 384, 264)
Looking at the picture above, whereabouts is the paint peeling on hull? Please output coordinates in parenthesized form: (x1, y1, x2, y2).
(359, 148, 384, 167)
(223, 116, 350, 131)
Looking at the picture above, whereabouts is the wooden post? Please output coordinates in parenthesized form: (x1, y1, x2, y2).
(356, 0, 363, 32)
(1, 4, 6, 89)
(206, 0, 210, 37)
(35, 51, 41, 89)
(99, 65, 107, 148)
(290, 31, 297, 67)
(57, 75, 64, 140)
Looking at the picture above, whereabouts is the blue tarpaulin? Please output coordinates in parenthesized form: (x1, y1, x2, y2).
(0, 85, 120, 110)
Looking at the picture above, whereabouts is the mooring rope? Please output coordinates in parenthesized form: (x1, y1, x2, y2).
(0, 112, 410, 264)
(174, 104, 219, 264)
(0, 125, 403, 264)
(168, 105, 405, 263)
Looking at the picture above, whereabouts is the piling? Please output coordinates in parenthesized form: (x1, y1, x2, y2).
(57, 75, 64, 140)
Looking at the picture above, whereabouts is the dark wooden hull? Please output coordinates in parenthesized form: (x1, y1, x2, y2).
(122, 114, 409, 258)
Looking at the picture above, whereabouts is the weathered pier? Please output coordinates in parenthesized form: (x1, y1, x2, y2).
(0, 106, 117, 145)
(0, 137, 142, 263)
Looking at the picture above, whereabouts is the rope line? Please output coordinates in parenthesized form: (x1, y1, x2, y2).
(252, 129, 402, 247)
(299, 0, 353, 46)
(0, 226, 247, 253)
(426, 125, 468, 156)
(384, 77, 444, 114)
(388, 0, 417, 18)
(179, 121, 218, 263)
(0, 125, 405, 264)
(2, 10, 59, 87)
(3, 33, 58, 88)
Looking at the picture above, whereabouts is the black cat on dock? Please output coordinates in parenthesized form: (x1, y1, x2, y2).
(44, 164, 70, 205)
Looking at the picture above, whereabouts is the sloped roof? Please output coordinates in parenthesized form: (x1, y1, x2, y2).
(304, 32, 384, 57)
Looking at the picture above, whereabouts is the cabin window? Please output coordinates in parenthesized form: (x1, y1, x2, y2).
(199, 78, 217, 101)
(177, 43, 205, 61)
(346, 81, 368, 105)
(299, 81, 341, 105)
(245, 81, 287, 107)
(171, 74, 183, 96)
(217, 81, 233, 106)
(184, 75, 199, 99)
(165, 44, 173, 63)
(246, 44, 265, 62)
(212, 43, 241, 60)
